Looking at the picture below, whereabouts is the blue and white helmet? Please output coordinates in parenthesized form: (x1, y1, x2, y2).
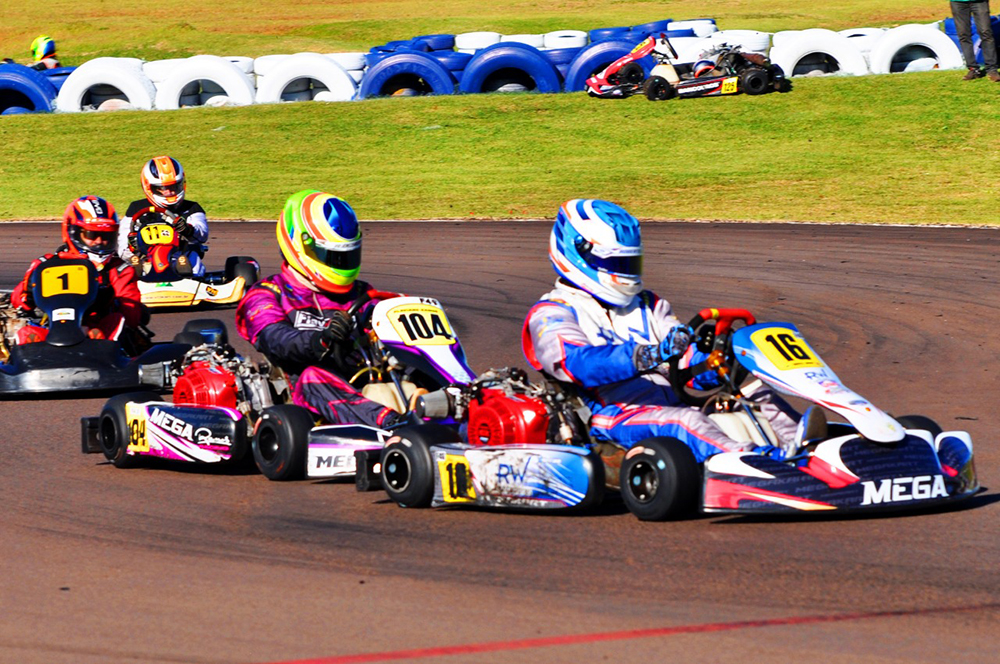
(549, 199, 643, 307)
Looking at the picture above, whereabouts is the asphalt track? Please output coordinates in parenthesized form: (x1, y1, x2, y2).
(1, 221, 998, 664)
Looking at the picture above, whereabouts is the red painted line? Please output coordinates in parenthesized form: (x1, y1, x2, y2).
(261, 602, 1000, 664)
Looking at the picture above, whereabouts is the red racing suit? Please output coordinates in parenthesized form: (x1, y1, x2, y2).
(10, 245, 144, 341)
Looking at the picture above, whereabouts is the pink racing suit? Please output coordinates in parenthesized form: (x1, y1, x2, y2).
(522, 280, 800, 462)
(236, 263, 402, 427)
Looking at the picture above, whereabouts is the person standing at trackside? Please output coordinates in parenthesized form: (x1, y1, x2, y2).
(951, 0, 1000, 81)
(522, 199, 827, 464)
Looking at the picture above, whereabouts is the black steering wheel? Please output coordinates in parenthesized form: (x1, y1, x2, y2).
(667, 308, 756, 407)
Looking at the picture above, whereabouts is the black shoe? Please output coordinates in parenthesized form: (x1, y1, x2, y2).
(963, 67, 984, 81)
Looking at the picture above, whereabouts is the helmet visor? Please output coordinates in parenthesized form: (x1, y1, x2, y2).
(577, 239, 642, 276)
(152, 183, 182, 198)
(311, 242, 361, 271)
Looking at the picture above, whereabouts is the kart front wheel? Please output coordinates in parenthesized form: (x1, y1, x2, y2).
(619, 437, 700, 521)
(99, 392, 160, 469)
(894, 415, 943, 438)
(252, 405, 314, 480)
(381, 424, 455, 508)
(643, 76, 674, 101)
(619, 62, 645, 85)
(739, 67, 770, 95)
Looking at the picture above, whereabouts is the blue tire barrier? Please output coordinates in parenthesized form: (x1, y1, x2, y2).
(630, 19, 674, 35)
(458, 42, 562, 93)
(357, 51, 456, 99)
(555, 63, 570, 80)
(0, 63, 57, 113)
(426, 51, 473, 71)
(589, 27, 631, 43)
(406, 39, 432, 52)
(563, 39, 653, 92)
(622, 27, 697, 43)
(40, 66, 76, 92)
(415, 34, 456, 51)
(384, 40, 412, 51)
(541, 47, 583, 67)
(365, 51, 392, 68)
(2, 105, 33, 115)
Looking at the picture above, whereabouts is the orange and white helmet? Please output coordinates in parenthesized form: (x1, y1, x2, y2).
(140, 155, 186, 208)
(62, 196, 119, 264)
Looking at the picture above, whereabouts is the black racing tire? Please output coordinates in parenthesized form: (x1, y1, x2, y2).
(232, 260, 259, 291)
(619, 437, 700, 521)
(252, 405, 315, 481)
(643, 75, 674, 101)
(380, 423, 458, 508)
(99, 391, 160, 469)
(619, 62, 645, 85)
(739, 66, 770, 95)
(894, 415, 943, 438)
(224, 256, 257, 280)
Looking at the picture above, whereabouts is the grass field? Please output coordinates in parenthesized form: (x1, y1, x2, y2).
(2, 1, 997, 225)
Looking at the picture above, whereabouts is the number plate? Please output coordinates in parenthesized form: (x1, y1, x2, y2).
(125, 402, 149, 453)
(750, 327, 822, 370)
(139, 224, 175, 246)
(722, 77, 739, 94)
(40, 264, 89, 297)
(387, 303, 456, 346)
(438, 453, 476, 503)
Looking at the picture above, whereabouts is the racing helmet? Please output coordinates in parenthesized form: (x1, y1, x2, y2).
(549, 199, 643, 307)
(62, 196, 119, 264)
(277, 190, 361, 293)
(141, 155, 186, 208)
(693, 59, 716, 77)
(31, 35, 56, 61)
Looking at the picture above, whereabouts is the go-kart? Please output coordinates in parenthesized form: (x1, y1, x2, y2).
(376, 308, 978, 520)
(0, 257, 186, 396)
(586, 34, 787, 101)
(81, 318, 282, 466)
(130, 209, 259, 308)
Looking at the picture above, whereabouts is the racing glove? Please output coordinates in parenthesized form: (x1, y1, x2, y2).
(309, 310, 353, 362)
(632, 324, 693, 372)
(172, 215, 194, 239)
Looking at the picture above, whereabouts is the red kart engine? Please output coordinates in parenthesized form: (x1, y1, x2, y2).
(173, 360, 239, 409)
(467, 388, 551, 446)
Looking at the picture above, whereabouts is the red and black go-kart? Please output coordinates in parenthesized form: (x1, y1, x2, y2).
(586, 33, 788, 101)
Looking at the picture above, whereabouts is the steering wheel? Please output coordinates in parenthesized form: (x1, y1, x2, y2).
(667, 307, 755, 407)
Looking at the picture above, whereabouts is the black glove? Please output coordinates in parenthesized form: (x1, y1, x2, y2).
(309, 311, 353, 361)
(172, 215, 194, 238)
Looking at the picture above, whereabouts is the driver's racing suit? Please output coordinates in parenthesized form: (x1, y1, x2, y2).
(10, 245, 144, 342)
(236, 264, 402, 427)
(522, 280, 800, 462)
(118, 199, 210, 276)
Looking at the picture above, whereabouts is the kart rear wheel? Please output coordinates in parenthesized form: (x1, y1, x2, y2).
(619, 437, 700, 521)
(252, 405, 314, 480)
(381, 424, 456, 508)
(174, 319, 229, 346)
(643, 75, 674, 101)
(99, 391, 160, 469)
(619, 62, 645, 85)
(739, 66, 770, 95)
(894, 415, 943, 438)
(231, 260, 259, 292)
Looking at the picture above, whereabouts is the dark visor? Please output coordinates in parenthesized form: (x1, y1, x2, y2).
(578, 241, 642, 275)
(313, 244, 361, 271)
(80, 229, 116, 243)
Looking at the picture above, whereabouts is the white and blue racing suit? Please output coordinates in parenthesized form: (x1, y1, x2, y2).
(522, 280, 800, 462)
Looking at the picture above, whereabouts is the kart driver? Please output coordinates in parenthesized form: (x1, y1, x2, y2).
(11, 196, 145, 342)
(522, 199, 824, 463)
(236, 190, 409, 428)
(118, 155, 209, 277)
(29, 35, 60, 71)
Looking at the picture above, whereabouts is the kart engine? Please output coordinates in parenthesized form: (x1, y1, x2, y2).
(450, 368, 590, 447)
(171, 343, 278, 422)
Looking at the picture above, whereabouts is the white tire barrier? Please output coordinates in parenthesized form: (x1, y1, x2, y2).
(770, 31, 800, 49)
(666, 20, 718, 38)
(143, 58, 187, 84)
(327, 52, 367, 71)
(455, 31, 501, 52)
(255, 52, 356, 103)
(667, 36, 710, 63)
(769, 30, 869, 76)
(543, 30, 588, 49)
(838, 28, 887, 56)
(154, 55, 255, 109)
(706, 30, 772, 54)
(501, 34, 546, 48)
(56, 57, 156, 112)
(225, 56, 254, 74)
(867, 24, 964, 74)
(253, 54, 291, 78)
